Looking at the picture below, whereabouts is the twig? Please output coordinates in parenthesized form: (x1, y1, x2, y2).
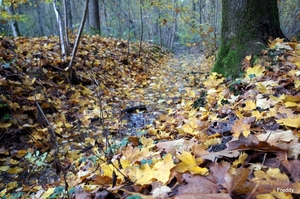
(89, 72, 133, 184)
(35, 101, 69, 194)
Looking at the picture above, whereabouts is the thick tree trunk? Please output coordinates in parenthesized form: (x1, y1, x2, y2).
(213, 0, 286, 78)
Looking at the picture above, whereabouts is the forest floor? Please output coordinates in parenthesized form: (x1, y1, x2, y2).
(0, 36, 300, 199)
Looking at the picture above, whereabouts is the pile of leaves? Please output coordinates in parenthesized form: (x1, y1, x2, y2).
(0, 35, 300, 199)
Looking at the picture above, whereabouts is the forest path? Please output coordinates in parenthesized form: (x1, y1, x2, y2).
(120, 53, 213, 135)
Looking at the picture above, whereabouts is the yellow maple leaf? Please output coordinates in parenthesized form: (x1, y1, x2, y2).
(127, 163, 153, 185)
(176, 123, 194, 135)
(82, 185, 100, 192)
(175, 151, 208, 175)
(232, 152, 248, 168)
(242, 100, 256, 111)
(231, 119, 251, 137)
(6, 181, 18, 191)
(0, 188, 6, 197)
(256, 191, 292, 199)
(8, 101, 20, 111)
(101, 162, 114, 177)
(0, 123, 12, 128)
(7, 167, 23, 174)
(254, 168, 289, 186)
(140, 136, 155, 149)
(252, 110, 263, 120)
(276, 117, 300, 128)
(41, 188, 55, 199)
(152, 154, 175, 183)
(27, 93, 45, 101)
(295, 80, 300, 89)
(0, 166, 9, 171)
(204, 138, 221, 148)
(9, 159, 19, 165)
(203, 72, 224, 88)
(245, 64, 265, 78)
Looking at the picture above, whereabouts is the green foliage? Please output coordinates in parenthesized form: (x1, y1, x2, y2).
(192, 90, 207, 109)
(25, 150, 48, 169)
(0, 102, 8, 108)
(0, 8, 27, 22)
(79, 155, 97, 165)
(229, 78, 244, 96)
(48, 186, 65, 199)
(212, 40, 245, 78)
(126, 195, 142, 199)
(0, 100, 11, 122)
(2, 192, 24, 199)
(141, 158, 153, 165)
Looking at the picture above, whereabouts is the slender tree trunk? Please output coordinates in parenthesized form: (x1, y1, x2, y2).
(157, 6, 162, 48)
(127, 0, 137, 39)
(53, 0, 67, 57)
(213, 0, 286, 78)
(63, 0, 70, 56)
(170, 0, 178, 50)
(138, 0, 144, 57)
(66, 0, 73, 33)
(126, 0, 131, 64)
(102, 0, 109, 35)
(65, 0, 89, 84)
(199, 0, 202, 24)
(192, 0, 196, 29)
(36, 1, 44, 36)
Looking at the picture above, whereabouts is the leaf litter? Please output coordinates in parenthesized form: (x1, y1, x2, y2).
(0, 36, 300, 198)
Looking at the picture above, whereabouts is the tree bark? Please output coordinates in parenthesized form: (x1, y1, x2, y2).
(66, 0, 73, 33)
(213, 0, 286, 78)
(53, 0, 67, 58)
(88, 0, 101, 34)
(138, 0, 144, 57)
(101, 0, 109, 35)
(6, 5, 20, 37)
(65, 0, 89, 84)
(63, 0, 70, 56)
(36, 0, 44, 36)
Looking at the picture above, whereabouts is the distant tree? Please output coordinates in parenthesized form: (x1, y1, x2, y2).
(88, 0, 101, 34)
(213, 0, 286, 78)
(6, 4, 20, 36)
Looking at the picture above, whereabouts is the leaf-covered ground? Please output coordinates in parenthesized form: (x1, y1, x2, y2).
(0, 36, 300, 199)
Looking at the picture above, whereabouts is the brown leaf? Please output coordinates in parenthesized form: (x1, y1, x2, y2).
(177, 173, 219, 194)
(281, 160, 300, 182)
(174, 193, 231, 199)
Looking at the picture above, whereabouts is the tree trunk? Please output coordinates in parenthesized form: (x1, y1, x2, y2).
(170, 0, 178, 50)
(6, 5, 20, 37)
(101, 0, 109, 35)
(66, 0, 73, 33)
(138, 0, 144, 57)
(88, 0, 101, 34)
(36, 0, 44, 36)
(53, 0, 67, 58)
(212, 0, 286, 78)
(63, 0, 70, 56)
(65, 0, 89, 84)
